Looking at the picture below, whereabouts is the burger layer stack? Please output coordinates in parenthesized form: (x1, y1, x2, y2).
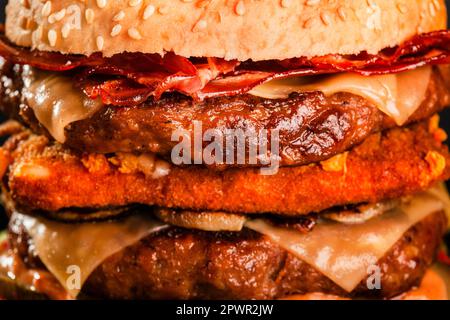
(0, 0, 449, 300)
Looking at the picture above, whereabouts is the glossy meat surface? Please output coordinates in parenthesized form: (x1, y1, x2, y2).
(8, 211, 447, 299)
(1, 121, 449, 215)
(0, 62, 449, 168)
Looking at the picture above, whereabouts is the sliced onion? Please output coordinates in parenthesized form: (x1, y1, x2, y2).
(322, 200, 400, 224)
(44, 207, 134, 223)
(154, 208, 246, 232)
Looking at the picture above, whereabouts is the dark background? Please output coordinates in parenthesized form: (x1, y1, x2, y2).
(0, 3, 449, 229)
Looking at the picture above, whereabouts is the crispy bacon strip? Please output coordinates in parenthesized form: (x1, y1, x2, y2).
(0, 30, 449, 105)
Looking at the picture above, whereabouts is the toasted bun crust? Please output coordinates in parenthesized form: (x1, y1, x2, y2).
(5, 0, 448, 61)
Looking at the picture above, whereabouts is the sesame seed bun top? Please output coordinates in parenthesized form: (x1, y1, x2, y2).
(5, 0, 448, 61)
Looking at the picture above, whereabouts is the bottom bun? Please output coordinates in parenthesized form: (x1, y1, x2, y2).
(282, 269, 448, 300)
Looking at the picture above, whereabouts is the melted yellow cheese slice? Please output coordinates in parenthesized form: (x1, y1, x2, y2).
(245, 187, 448, 293)
(21, 66, 431, 143)
(22, 67, 102, 143)
(13, 212, 167, 298)
(428, 183, 450, 230)
(250, 66, 431, 126)
(12, 186, 449, 297)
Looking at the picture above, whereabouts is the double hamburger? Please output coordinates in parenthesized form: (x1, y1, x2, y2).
(0, 0, 449, 300)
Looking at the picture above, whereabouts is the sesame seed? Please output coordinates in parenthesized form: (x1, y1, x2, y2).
(96, 0, 107, 9)
(111, 24, 122, 37)
(280, 0, 291, 8)
(128, 28, 142, 40)
(366, 0, 379, 11)
(432, 0, 441, 11)
(57, 9, 66, 20)
(34, 26, 43, 41)
(129, 0, 142, 7)
(217, 11, 224, 23)
(96, 36, 104, 50)
(337, 7, 347, 21)
(61, 23, 71, 38)
(143, 5, 155, 20)
(320, 12, 331, 25)
(396, 4, 407, 14)
(235, 1, 245, 16)
(197, 0, 211, 8)
(48, 29, 57, 46)
(306, 0, 320, 6)
(49, 9, 66, 23)
(41, 1, 52, 16)
(303, 17, 315, 29)
(85, 9, 95, 24)
(193, 19, 207, 31)
(113, 10, 125, 21)
(429, 2, 437, 17)
(420, 10, 426, 18)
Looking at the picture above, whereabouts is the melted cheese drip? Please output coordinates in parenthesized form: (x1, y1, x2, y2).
(282, 270, 448, 300)
(249, 67, 431, 126)
(245, 186, 449, 293)
(20, 66, 431, 141)
(22, 67, 102, 143)
(428, 182, 450, 230)
(12, 212, 167, 298)
(13, 186, 450, 297)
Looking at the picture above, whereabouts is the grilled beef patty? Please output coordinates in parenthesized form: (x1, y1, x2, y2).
(7, 211, 447, 300)
(1, 62, 449, 168)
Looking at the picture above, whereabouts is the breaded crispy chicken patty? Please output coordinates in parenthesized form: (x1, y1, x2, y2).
(1, 120, 449, 215)
(0, 61, 449, 168)
(8, 211, 447, 300)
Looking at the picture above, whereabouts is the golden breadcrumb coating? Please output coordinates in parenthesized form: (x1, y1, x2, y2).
(1, 121, 449, 216)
